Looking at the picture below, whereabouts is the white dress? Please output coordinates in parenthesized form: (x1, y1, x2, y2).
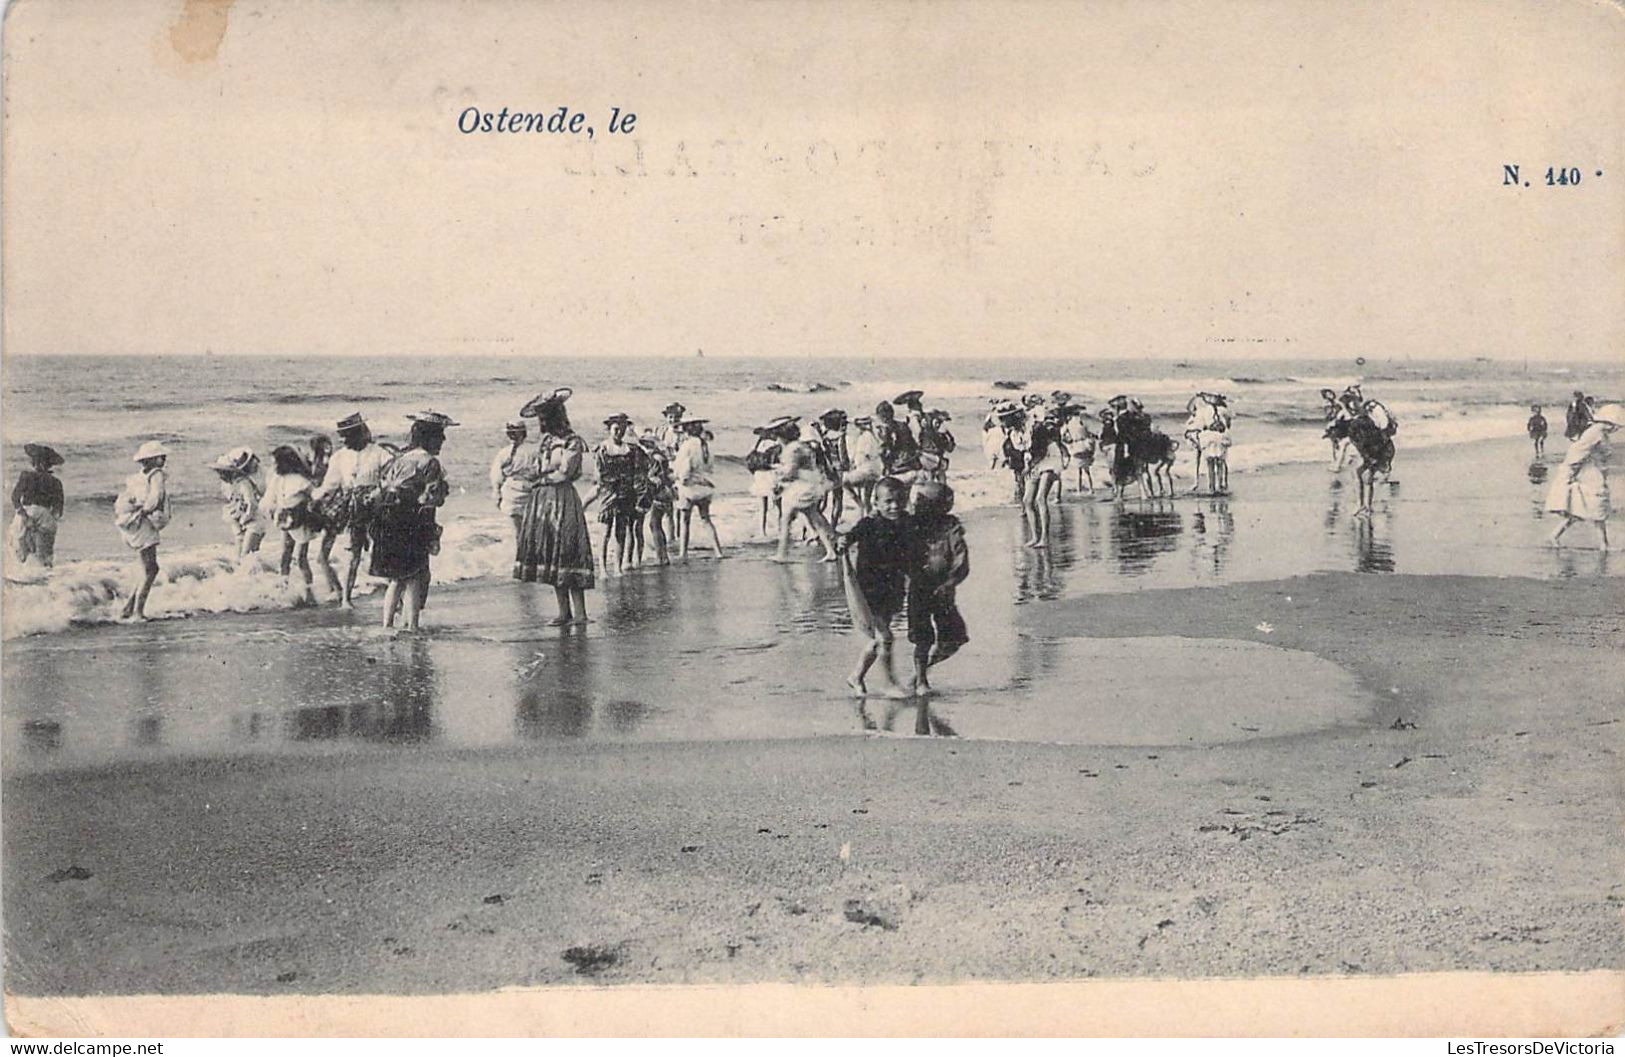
(673, 436, 716, 508)
(260, 471, 319, 543)
(844, 431, 884, 484)
(1546, 424, 1612, 522)
(777, 441, 831, 510)
(115, 469, 170, 550)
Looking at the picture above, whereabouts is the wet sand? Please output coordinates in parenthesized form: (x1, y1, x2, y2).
(3, 438, 1622, 1000)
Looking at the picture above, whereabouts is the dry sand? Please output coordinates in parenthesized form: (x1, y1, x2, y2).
(5, 572, 1620, 997)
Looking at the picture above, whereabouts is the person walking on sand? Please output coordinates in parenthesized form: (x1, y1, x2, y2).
(773, 422, 839, 562)
(1528, 405, 1549, 458)
(906, 481, 971, 697)
(211, 447, 266, 563)
(490, 420, 533, 543)
(511, 389, 595, 623)
(1547, 403, 1622, 549)
(1565, 391, 1593, 441)
(10, 443, 66, 570)
(313, 413, 391, 607)
(371, 411, 456, 631)
(747, 416, 791, 537)
(114, 441, 171, 621)
(261, 444, 320, 602)
(836, 477, 913, 699)
(672, 415, 727, 560)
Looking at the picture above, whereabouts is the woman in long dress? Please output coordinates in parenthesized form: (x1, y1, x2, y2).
(511, 388, 596, 624)
(370, 411, 456, 631)
(1547, 404, 1622, 549)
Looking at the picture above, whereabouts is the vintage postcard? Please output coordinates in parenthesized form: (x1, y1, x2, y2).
(2, 0, 1622, 1038)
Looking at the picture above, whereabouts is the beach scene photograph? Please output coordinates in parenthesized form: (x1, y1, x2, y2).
(3, 0, 1623, 1038)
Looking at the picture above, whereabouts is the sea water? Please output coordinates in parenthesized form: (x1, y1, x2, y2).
(2, 353, 1616, 638)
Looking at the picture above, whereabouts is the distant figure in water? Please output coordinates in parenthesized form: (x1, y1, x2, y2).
(1348, 398, 1398, 517)
(1021, 407, 1068, 547)
(636, 432, 675, 565)
(114, 441, 171, 621)
(837, 477, 912, 699)
(372, 411, 456, 631)
(1565, 391, 1593, 441)
(1059, 405, 1096, 493)
(1527, 405, 1548, 458)
(10, 443, 65, 570)
(261, 444, 319, 602)
(511, 388, 594, 624)
(211, 447, 265, 563)
(1547, 403, 1621, 549)
(907, 482, 971, 697)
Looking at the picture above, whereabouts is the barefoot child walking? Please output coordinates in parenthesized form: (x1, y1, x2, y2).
(906, 482, 970, 696)
(836, 477, 913, 698)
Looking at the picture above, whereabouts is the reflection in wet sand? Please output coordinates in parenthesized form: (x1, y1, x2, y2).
(1354, 517, 1397, 574)
(1188, 499, 1235, 576)
(1108, 501, 1184, 576)
(1527, 461, 1549, 486)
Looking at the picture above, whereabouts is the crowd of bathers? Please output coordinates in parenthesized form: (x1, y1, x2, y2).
(9, 381, 1618, 677)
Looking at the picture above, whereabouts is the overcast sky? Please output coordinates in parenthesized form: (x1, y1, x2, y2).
(4, 0, 1622, 360)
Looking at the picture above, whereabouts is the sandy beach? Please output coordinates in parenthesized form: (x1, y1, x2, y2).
(4, 435, 1622, 1009)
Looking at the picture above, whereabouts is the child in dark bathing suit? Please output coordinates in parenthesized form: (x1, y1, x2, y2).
(837, 477, 913, 698)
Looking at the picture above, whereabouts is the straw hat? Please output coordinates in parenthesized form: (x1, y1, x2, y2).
(504, 420, 528, 434)
(603, 412, 633, 427)
(406, 410, 460, 427)
(132, 440, 169, 462)
(520, 388, 573, 418)
(23, 443, 64, 467)
(335, 412, 368, 434)
(893, 390, 925, 406)
(661, 401, 687, 417)
(211, 446, 256, 473)
(818, 408, 848, 425)
(762, 415, 799, 433)
(1591, 404, 1625, 428)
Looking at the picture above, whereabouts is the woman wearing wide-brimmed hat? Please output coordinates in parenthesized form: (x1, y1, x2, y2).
(211, 447, 266, 562)
(747, 416, 794, 536)
(115, 440, 172, 620)
(673, 415, 727, 560)
(509, 389, 595, 624)
(1547, 403, 1622, 549)
(10, 443, 66, 569)
(371, 411, 457, 631)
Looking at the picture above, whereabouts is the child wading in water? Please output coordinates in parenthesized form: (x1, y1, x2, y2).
(836, 477, 913, 698)
(115, 441, 172, 621)
(1528, 405, 1548, 458)
(10, 443, 66, 570)
(907, 482, 970, 696)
